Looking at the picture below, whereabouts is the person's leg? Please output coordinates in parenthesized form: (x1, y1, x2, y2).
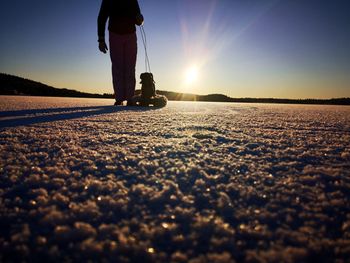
(124, 33, 137, 101)
(109, 31, 125, 102)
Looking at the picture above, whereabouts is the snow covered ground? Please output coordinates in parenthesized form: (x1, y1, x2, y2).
(1, 95, 350, 262)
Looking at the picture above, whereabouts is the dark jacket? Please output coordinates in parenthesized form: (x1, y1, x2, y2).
(98, 0, 142, 40)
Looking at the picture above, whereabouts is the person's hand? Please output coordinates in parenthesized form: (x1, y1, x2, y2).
(136, 14, 144, 26)
(99, 41, 108, 54)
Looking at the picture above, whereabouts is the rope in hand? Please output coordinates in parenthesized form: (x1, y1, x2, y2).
(140, 25, 151, 73)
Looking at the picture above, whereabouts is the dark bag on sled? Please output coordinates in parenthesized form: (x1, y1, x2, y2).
(140, 72, 156, 99)
(131, 72, 167, 107)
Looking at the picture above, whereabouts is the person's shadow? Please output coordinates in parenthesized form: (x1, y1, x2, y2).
(0, 105, 156, 128)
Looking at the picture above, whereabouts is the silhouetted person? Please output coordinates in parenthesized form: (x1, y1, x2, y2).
(98, 0, 144, 106)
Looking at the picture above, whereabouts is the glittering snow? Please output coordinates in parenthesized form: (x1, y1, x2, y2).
(1, 96, 350, 262)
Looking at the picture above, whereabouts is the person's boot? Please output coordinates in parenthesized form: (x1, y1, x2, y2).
(114, 100, 123, 106)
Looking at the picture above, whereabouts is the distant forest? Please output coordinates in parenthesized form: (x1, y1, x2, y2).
(1, 73, 349, 105)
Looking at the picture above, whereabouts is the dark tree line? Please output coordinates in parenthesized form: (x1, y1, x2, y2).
(0, 73, 110, 98)
(1, 73, 349, 105)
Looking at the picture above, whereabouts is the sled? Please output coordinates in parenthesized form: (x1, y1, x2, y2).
(129, 72, 167, 107)
(130, 94, 168, 108)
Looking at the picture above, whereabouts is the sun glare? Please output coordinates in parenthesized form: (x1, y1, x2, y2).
(185, 65, 199, 85)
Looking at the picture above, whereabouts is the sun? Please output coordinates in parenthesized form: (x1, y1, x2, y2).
(185, 65, 199, 85)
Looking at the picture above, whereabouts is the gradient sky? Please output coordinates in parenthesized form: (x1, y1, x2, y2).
(1, 0, 350, 99)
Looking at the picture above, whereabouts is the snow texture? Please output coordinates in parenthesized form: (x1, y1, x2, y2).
(1, 96, 350, 262)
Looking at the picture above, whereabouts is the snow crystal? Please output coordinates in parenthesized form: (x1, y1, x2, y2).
(1, 96, 350, 262)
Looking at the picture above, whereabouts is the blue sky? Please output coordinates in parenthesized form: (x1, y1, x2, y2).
(0, 0, 349, 99)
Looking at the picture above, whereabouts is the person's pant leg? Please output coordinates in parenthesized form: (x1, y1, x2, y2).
(124, 33, 137, 100)
(109, 32, 125, 101)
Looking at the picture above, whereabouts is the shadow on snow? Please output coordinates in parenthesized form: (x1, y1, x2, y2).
(0, 105, 157, 128)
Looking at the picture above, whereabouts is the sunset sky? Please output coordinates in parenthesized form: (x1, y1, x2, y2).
(0, 0, 349, 99)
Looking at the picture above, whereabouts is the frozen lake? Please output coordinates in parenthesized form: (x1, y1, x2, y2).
(1, 96, 350, 262)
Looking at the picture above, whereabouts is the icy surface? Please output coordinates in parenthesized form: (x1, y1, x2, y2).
(1, 96, 350, 262)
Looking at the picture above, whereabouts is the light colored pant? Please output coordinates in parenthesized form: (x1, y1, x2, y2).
(109, 31, 137, 101)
